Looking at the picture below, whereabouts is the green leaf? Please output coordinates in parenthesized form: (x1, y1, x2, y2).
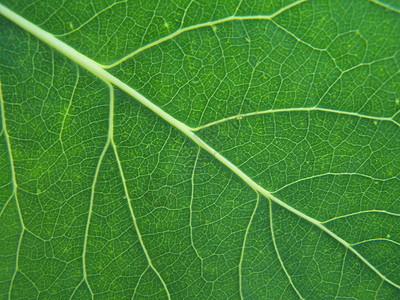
(1, 0, 400, 298)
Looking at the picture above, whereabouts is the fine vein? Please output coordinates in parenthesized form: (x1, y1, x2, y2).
(112, 140, 171, 299)
(238, 193, 259, 299)
(82, 84, 115, 299)
(0, 79, 26, 299)
(190, 148, 203, 261)
(269, 199, 304, 299)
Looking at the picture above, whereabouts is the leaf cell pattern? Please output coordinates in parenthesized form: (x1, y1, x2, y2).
(1, 0, 400, 299)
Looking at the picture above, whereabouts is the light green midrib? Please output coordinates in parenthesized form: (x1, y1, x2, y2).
(369, 0, 400, 13)
(1, 2, 400, 294)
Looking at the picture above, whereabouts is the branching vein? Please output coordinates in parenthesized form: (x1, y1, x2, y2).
(100, 0, 307, 68)
(0, 79, 26, 299)
(269, 199, 304, 299)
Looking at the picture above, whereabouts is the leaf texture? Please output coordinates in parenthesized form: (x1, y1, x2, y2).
(1, 0, 400, 299)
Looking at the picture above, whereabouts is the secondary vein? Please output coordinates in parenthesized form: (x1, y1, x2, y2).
(0, 78, 26, 299)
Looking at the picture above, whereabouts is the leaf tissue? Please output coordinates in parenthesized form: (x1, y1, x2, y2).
(1, 0, 400, 298)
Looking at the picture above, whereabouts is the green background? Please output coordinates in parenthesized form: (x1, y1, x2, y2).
(1, 0, 400, 298)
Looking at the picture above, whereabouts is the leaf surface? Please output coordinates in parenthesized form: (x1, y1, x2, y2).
(1, 0, 400, 299)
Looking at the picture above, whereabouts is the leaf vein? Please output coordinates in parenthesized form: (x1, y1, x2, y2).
(192, 106, 400, 131)
(100, 0, 307, 69)
(2, 4, 399, 292)
(0, 79, 26, 299)
(269, 199, 304, 299)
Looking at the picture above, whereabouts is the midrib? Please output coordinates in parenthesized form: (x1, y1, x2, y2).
(1, 3, 399, 291)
